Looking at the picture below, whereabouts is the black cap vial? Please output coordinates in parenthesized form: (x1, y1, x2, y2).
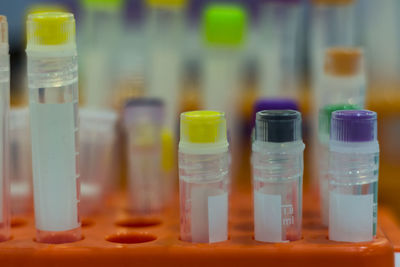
(255, 110, 302, 143)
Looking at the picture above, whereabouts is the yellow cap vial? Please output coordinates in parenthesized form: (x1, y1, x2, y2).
(26, 12, 76, 49)
(179, 111, 228, 153)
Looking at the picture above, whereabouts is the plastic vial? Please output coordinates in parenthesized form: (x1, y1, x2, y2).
(0, 16, 10, 242)
(124, 98, 165, 215)
(253, 110, 304, 242)
(259, 0, 302, 98)
(79, 108, 117, 215)
(145, 0, 187, 133)
(10, 108, 33, 215)
(26, 12, 81, 243)
(329, 110, 379, 242)
(179, 111, 229, 243)
(318, 104, 358, 226)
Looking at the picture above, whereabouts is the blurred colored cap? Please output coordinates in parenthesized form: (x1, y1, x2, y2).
(146, 0, 187, 9)
(331, 110, 377, 142)
(0, 16, 8, 47)
(318, 103, 359, 139)
(27, 4, 68, 14)
(252, 98, 299, 129)
(180, 111, 228, 146)
(202, 4, 247, 46)
(255, 110, 302, 143)
(263, 0, 301, 4)
(325, 47, 363, 76)
(312, 0, 354, 5)
(124, 98, 164, 127)
(82, 0, 125, 11)
(26, 12, 76, 48)
(161, 128, 175, 172)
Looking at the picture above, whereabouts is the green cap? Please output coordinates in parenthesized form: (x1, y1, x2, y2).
(318, 103, 359, 143)
(202, 4, 247, 47)
(81, 0, 125, 11)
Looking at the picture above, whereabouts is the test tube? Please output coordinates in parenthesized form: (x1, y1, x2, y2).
(79, 108, 117, 215)
(124, 98, 165, 215)
(145, 0, 187, 133)
(179, 111, 229, 243)
(259, 0, 302, 98)
(26, 12, 81, 243)
(252, 110, 304, 242)
(329, 110, 379, 242)
(317, 104, 357, 226)
(0, 16, 10, 242)
(10, 108, 32, 215)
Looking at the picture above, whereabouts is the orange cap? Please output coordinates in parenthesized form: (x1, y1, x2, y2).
(312, 0, 354, 5)
(324, 47, 363, 76)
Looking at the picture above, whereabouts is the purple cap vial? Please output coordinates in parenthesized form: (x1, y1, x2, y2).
(330, 110, 377, 142)
(123, 98, 164, 127)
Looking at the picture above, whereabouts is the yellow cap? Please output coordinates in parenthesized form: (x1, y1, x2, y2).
(180, 111, 228, 152)
(27, 4, 68, 14)
(161, 128, 175, 172)
(146, 0, 187, 9)
(26, 12, 76, 48)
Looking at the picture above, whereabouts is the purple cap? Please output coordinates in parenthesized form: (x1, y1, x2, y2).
(123, 98, 164, 127)
(331, 110, 377, 142)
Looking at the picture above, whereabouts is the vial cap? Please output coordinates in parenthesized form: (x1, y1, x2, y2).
(146, 0, 187, 9)
(0, 16, 8, 47)
(27, 4, 68, 14)
(26, 12, 76, 48)
(312, 0, 354, 5)
(202, 4, 247, 46)
(255, 110, 302, 143)
(180, 111, 227, 145)
(252, 98, 299, 129)
(331, 110, 377, 142)
(123, 98, 164, 127)
(82, 0, 125, 11)
(319, 103, 359, 138)
(324, 47, 363, 76)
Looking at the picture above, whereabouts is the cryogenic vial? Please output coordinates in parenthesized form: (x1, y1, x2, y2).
(252, 110, 304, 242)
(124, 98, 165, 215)
(259, 0, 302, 98)
(318, 104, 358, 226)
(329, 110, 379, 242)
(0, 15, 10, 242)
(179, 111, 229, 243)
(26, 12, 81, 243)
(9, 108, 33, 215)
(79, 108, 117, 215)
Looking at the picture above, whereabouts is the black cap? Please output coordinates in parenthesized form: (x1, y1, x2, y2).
(255, 110, 302, 143)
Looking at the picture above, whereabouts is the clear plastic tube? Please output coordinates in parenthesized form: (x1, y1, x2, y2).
(0, 15, 10, 242)
(329, 110, 378, 242)
(27, 12, 81, 243)
(259, 1, 301, 98)
(252, 110, 304, 242)
(9, 107, 32, 215)
(179, 111, 229, 243)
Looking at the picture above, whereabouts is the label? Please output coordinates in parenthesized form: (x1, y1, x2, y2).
(31, 102, 79, 231)
(190, 186, 228, 243)
(254, 192, 283, 242)
(329, 192, 373, 242)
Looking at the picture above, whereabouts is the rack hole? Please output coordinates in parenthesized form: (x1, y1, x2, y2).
(116, 218, 162, 228)
(105, 232, 157, 244)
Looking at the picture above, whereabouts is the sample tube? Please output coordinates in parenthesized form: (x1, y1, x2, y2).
(124, 98, 165, 215)
(253, 110, 304, 242)
(329, 110, 379, 242)
(0, 16, 10, 242)
(179, 111, 229, 243)
(79, 108, 117, 215)
(10, 108, 32, 215)
(26, 12, 81, 243)
(259, 0, 302, 98)
(310, 0, 355, 85)
(317, 104, 358, 226)
(145, 0, 187, 133)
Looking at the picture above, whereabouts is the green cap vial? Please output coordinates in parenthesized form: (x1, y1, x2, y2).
(81, 0, 125, 11)
(202, 4, 247, 47)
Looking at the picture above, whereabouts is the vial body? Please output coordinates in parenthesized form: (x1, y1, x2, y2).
(318, 142, 329, 226)
(252, 142, 304, 242)
(0, 51, 10, 241)
(28, 55, 81, 243)
(329, 143, 379, 242)
(179, 152, 229, 243)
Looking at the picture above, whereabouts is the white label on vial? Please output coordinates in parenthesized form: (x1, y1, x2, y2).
(254, 192, 282, 242)
(31, 102, 78, 231)
(190, 186, 228, 243)
(329, 192, 373, 242)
